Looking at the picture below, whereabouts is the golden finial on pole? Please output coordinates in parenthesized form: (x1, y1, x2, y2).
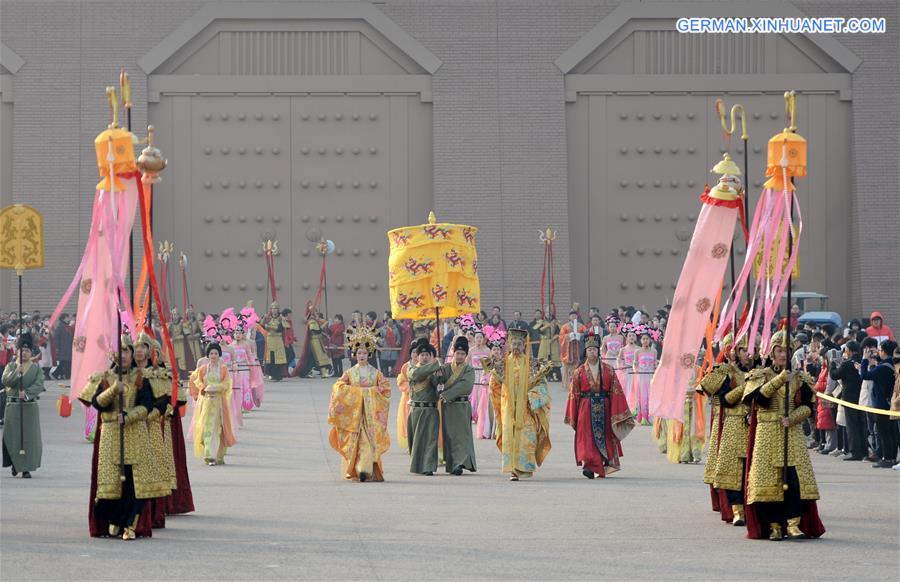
(427, 210, 437, 225)
(158, 240, 174, 262)
(539, 227, 558, 245)
(119, 69, 132, 110)
(784, 90, 797, 133)
(261, 239, 279, 256)
(715, 98, 749, 141)
(137, 125, 167, 184)
(106, 86, 119, 129)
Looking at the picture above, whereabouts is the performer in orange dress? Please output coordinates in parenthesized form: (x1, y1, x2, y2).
(327, 326, 391, 482)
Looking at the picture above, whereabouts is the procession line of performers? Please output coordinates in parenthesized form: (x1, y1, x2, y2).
(168, 301, 306, 386)
(328, 326, 637, 482)
(2, 303, 825, 542)
(700, 330, 825, 541)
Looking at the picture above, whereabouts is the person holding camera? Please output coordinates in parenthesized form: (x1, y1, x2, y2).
(830, 340, 866, 460)
(859, 339, 899, 468)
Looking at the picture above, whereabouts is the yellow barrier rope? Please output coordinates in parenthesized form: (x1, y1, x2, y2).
(815, 390, 900, 418)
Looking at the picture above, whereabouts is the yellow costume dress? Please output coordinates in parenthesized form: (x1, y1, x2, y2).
(662, 365, 706, 464)
(328, 364, 391, 481)
(396, 361, 412, 451)
(488, 351, 552, 479)
(189, 361, 237, 464)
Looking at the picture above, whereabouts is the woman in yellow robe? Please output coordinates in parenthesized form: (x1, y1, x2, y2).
(328, 327, 391, 482)
(662, 363, 707, 464)
(188, 343, 237, 466)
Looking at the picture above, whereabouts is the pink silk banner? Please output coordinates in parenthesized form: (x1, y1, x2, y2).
(715, 184, 802, 355)
(64, 180, 139, 439)
(650, 194, 739, 421)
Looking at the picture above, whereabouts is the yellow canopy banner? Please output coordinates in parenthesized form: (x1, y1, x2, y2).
(387, 211, 480, 320)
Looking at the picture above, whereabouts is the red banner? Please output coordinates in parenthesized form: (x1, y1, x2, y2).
(137, 177, 179, 404)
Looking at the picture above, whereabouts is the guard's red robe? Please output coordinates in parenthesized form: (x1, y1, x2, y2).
(166, 410, 195, 515)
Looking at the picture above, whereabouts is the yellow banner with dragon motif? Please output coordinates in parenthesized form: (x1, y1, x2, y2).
(387, 212, 480, 320)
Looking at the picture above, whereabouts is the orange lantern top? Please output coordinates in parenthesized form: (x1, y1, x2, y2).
(763, 131, 807, 191)
(95, 86, 137, 191)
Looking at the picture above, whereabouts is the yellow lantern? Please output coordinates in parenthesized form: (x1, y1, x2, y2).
(387, 211, 480, 320)
(763, 131, 807, 191)
(707, 153, 742, 203)
(95, 87, 137, 191)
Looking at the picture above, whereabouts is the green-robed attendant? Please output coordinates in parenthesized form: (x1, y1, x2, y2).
(407, 342, 441, 475)
(2, 333, 45, 478)
(437, 336, 477, 475)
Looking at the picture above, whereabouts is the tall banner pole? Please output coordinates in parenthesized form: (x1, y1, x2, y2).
(0, 204, 45, 455)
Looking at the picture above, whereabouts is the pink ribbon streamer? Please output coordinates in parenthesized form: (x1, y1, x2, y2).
(716, 173, 803, 355)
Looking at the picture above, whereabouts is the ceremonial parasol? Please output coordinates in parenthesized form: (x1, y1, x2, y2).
(387, 211, 480, 358)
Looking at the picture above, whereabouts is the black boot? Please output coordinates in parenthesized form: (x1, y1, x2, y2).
(582, 469, 595, 479)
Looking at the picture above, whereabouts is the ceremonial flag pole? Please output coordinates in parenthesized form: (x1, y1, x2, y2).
(179, 253, 190, 312)
(103, 116, 127, 483)
(262, 238, 279, 309)
(0, 204, 46, 454)
(136, 125, 179, 405)
(781, 90, 800, 492)
(539, 227, 558, 318)
(116, 309, 126, 483)
(121, 70, 134, 303)
(715, 99, 750, 335)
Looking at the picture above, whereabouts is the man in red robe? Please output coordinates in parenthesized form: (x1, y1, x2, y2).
(565, 334, 635, 478)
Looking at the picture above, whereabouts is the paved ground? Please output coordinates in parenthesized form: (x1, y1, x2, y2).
(1, 377, 898, 581)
